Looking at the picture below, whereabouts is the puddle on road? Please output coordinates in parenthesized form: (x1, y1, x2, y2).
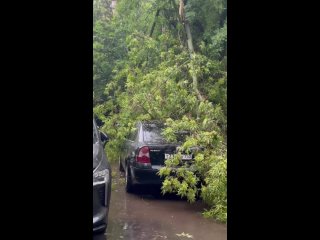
(93, 163, 226, 240)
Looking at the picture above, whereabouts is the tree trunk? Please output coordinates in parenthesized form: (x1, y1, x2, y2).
(179, 0, 203, 101)
(150, 9, 160, 37)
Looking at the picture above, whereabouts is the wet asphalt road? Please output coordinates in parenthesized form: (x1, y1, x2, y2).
(93, 164, 227, 240)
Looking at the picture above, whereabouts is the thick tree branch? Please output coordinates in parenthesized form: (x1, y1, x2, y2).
(149, 9, 160, 37)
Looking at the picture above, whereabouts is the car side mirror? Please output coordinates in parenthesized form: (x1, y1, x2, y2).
(100, 131, 109, 147)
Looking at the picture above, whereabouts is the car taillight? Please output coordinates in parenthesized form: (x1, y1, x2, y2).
(136, 146, 151, 164)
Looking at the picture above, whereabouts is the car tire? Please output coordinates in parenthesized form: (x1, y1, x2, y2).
(125, 164, 134, 193)
(119, 156, 124, 172)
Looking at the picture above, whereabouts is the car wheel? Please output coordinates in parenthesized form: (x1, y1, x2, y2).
(125, 164, 134, 193)
(119, 156, 124, 172)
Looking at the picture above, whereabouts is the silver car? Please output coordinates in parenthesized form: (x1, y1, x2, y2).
(93, 118, 111, 233)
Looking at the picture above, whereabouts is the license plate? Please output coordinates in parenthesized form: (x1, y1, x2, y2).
(164, 154, 193, 160)
(181, 154, 192, 160)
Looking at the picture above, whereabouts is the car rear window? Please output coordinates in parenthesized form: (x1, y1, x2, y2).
(142, 123, 189, 143)
(143, 124, 166, 143)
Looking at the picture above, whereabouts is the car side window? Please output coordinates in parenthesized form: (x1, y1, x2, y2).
(129, 131, 134, 141)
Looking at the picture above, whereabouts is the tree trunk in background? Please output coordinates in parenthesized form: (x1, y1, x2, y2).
(150, 9, 160, 37)
(179, 0, 203, 101)
(110, 0, 117, 15)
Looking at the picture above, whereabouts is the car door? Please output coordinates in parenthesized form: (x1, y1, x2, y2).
(124, 123, 139, 169)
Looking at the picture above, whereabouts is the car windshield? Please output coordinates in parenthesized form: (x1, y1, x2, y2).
(93, 121, 99, 144)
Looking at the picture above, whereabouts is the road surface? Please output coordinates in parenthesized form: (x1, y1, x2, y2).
(93, 164, 227, 240)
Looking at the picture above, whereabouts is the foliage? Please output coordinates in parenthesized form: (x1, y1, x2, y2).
(93, 0, 227, 222)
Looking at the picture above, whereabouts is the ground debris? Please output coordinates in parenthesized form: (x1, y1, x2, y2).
(176, 232, 194, 238)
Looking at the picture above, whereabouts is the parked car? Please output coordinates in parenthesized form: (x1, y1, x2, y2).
(119, 121, 194, 193)
(93, 118, 111, 233)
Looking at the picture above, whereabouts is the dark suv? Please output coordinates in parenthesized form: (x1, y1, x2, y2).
(93, 118, 111, 233)
(119, 121, 193, 193)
